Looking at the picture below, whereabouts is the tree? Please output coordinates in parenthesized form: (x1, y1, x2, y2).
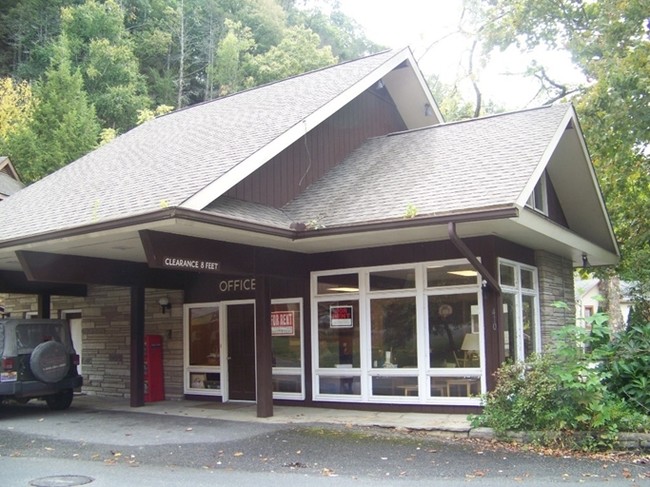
(59, 0, 150, 132)
(0, 0, 73, 80)
(208, 19, 256, 97)
(0, 78, 35, 142)
(4, 38, 100, 182)
(252, 25, 337, 85)
(465, 0, 650, 320)
(287, 4, 380, 61)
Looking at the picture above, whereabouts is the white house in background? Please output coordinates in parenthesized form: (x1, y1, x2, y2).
(575, 278, 633, 325)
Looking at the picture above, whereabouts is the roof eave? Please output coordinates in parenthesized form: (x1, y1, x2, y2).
(0, 205, 520, 251)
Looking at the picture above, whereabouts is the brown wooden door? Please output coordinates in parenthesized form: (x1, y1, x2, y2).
(227, 303, 256, 401)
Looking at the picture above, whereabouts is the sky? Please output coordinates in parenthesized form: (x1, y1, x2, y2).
(332, 0, 583, 111)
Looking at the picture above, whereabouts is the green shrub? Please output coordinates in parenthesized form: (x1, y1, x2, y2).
(471, 312, 650, 450)
(604, 322, 650, 414)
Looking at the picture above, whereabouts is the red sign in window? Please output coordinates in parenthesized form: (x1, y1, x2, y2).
(330, 306, 353, 328)
(271, 311, 295, 336)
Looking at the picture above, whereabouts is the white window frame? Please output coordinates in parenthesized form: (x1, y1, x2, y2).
(271, 297, 305, 401)
(526, 174, 548, 215)
(498, 258, 542, 362)
(183, 301, 226, 398)
(184, 299, 305, 401)
(311, 259, 484, 406)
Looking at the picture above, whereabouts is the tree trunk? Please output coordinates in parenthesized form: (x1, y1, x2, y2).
(177, 0, 185, 109)
(601, 273, 624, 335)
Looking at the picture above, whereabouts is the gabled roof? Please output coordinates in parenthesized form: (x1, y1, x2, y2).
(0, 50, 618, 273)
(0, 48, 439, 245)
(204, 104, 618, 266)
(283, 105, 571, 227)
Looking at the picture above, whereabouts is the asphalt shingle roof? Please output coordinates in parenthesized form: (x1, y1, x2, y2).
(0, 49, 401, 243)
(282, 104, 571, 228)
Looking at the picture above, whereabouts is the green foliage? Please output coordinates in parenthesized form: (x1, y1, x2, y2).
(60, 0, 150, 132)
(604, 322, 650, 415)
(0, 0, 374, 180)
(208, 19, 256, 97)
(467, 0, 650, 303)
(472, 313, 650, 450)
(252, 25, 337, 85)
(5, 42, 100, 182)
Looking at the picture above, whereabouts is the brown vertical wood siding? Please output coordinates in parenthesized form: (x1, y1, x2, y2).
(226, 89, 407, 207)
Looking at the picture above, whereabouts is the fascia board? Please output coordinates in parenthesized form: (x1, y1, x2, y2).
(517, 209, 619, 266)
(399, 48, 444, 123)
(565, 107, 619, 256)
(515, 106, 574, 208)
(180, 48, 423, 211)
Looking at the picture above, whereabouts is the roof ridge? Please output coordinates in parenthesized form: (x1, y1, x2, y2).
(384, 103, 572, 139)
(157, 48, 400, 120)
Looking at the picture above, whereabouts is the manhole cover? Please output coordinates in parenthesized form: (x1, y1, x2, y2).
(29, 475, 94, 486)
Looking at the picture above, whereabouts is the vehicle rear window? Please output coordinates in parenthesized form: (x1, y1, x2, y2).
(15, 323, 67, 353)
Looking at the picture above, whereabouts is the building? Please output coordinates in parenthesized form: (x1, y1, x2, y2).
(0, 49, 618, 416)
(0, 157, 24, 201)
(575, 278, 633, 324)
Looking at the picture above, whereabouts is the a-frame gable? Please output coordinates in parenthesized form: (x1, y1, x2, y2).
(224, 81, 408, 208)
(0, 157, 24, 201)
(181, 48, 441, 212)
(517, 105, 618, 255)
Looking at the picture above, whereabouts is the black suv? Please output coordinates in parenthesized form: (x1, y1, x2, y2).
(0, 318, 82, 410)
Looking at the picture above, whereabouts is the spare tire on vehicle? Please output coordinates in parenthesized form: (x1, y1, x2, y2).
(30, 341, 70, 383)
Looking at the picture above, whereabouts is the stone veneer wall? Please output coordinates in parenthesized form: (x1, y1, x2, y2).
(535, 250, 576, 345)
(0, 286, 184, 400)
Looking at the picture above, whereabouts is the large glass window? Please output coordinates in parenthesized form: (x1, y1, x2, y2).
(317, 300, 360, 368)
(185, 304, 222, 396)
(427, 294, 480, 369)
(271, 300, 303, 398)
(189, 306, 220, 366)
(427, 263, 478, 287)
(312, 260, 485, 405)
(371, 297, 417, 368)
(499, 260, 540, 362)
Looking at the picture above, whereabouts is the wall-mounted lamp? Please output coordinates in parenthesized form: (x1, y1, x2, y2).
(424, 103, 434, 117)
(582, 253, 590, 268)
(376, 79, 385, 89)
(159, 297, 172, 314)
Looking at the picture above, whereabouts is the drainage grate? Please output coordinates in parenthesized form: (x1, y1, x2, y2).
(29, 475, 94, 486)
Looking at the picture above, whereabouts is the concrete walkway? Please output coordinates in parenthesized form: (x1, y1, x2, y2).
(73, 394, 473, 435)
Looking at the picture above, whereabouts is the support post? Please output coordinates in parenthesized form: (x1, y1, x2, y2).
(255, 276, 273, 418)
(37, 294, 51, 319)
(130, 286, 145, 407)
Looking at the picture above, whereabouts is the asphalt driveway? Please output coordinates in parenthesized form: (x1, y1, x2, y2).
(0, 398, 647, 486)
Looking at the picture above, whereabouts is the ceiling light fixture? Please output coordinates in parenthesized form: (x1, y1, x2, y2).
(448, 270, 478, 277)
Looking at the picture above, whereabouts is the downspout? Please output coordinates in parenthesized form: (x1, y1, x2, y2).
(447, 221, 505, 382)
(447, 222, 500, 293)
